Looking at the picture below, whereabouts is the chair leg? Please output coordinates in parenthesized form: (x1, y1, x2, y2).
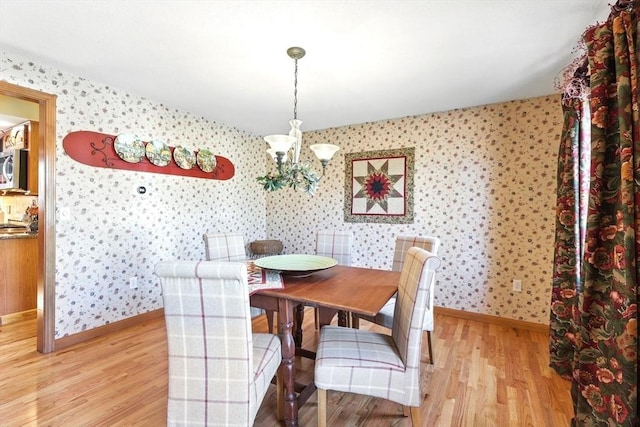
(336, 310, 351, 327)
(266, 310, 275, 334)
(317, 388, 327, 427)
(351, 313, 359, 329)
(402, 405, 421, 425)
(314, 307, 319, 330)
(426, 330, 434, 364)
(276, 369, 283, 421)
(410, 406, 421, 426)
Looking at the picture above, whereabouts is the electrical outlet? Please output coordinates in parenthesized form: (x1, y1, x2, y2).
(129, 276, 138, 289)
(512, 279, 522, 292)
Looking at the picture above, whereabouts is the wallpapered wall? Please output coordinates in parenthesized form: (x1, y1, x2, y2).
(267, 96, 563, 324)
(2, 51, 267, 338)
(2, 49, 563, 338)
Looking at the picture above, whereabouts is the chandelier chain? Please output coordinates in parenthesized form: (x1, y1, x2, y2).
(293, 57, 298, 120)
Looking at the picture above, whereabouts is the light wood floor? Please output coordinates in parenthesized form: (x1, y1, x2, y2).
(0, 309, 573, 426)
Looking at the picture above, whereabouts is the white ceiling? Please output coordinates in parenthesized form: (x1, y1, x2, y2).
(0, 1, 610, 136)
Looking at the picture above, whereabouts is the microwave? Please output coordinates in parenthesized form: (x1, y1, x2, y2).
(0, 149, 28, 191)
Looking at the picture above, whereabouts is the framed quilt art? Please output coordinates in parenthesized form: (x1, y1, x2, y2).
(344, 147, 414, 224)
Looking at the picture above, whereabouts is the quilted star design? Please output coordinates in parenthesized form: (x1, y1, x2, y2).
(353, 160, 403, 212)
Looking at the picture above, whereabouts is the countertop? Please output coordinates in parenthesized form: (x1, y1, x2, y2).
(0, 232, 38, 240)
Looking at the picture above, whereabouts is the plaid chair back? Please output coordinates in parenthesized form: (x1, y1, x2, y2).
(155, 260, 280, 426)
(391, 235, 440, 331)
(392, 235, 439, 272)
(392, 248, 441, 374)
(203, 232, 247, 261)
(315, 230, 353, 266)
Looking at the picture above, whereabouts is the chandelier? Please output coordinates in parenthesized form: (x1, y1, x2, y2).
(257, 47, 340, 195)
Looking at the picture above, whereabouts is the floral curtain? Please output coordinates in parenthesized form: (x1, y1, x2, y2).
(550, 5, 638, 427)
(550, 95, 591, 376)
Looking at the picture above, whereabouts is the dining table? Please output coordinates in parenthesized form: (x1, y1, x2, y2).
(250, 261, 400, 427)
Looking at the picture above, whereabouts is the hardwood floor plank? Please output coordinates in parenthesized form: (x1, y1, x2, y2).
(0, 309, 573, 426)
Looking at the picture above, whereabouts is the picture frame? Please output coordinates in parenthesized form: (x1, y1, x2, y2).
(344, 147, 415, 224)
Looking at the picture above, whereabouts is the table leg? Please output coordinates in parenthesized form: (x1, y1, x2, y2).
(317, 306, 339, 328)
(278, 298, 298, 426)
(294, 303, 305, 347)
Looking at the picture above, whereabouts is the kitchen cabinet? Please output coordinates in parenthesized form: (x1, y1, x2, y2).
(0, 235, 37, 316)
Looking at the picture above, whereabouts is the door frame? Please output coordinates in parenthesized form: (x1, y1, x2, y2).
(0, 81, 56, 353)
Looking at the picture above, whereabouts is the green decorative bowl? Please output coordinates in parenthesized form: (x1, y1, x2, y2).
(254, 254, 337, 276)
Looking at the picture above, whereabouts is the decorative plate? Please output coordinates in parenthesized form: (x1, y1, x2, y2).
(196, 149, 217, 172)
(173, 146, 195, 170)
(254, 254, 338, 276)
(145, 139, 171, 167)
(114, 134, 145, 163)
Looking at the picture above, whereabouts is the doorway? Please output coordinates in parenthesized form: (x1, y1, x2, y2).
(0, 82, 56, 353)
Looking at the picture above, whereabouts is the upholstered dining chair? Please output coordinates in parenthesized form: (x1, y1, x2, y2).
(203, 232, 275, 333)
(155, 260, 282, 427)
(352, 235, 440, 364)
(314, 247, 441, 426)
(315, 230, 353, 266)
(203, 232, 247, 262)
(313, 230, 354, 328)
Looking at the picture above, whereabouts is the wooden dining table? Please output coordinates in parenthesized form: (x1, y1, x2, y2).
(250, 264, 400, 427)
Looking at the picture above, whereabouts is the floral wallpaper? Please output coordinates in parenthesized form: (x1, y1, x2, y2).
(2, 48, 563, 338)
(1, 50, 267, 338)
(267, 96, 562, 324)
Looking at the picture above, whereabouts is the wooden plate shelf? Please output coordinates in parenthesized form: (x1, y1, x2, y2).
(63, 131, 235, 180)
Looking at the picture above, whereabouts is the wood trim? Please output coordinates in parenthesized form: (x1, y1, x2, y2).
(52, 306, 547, 351)
(39, 88, 57, 353)
(434, 306, 549, 334)
(0, 309, 36, 326)
(54, 309, 165, 351)
(0, 81, 57, 353)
